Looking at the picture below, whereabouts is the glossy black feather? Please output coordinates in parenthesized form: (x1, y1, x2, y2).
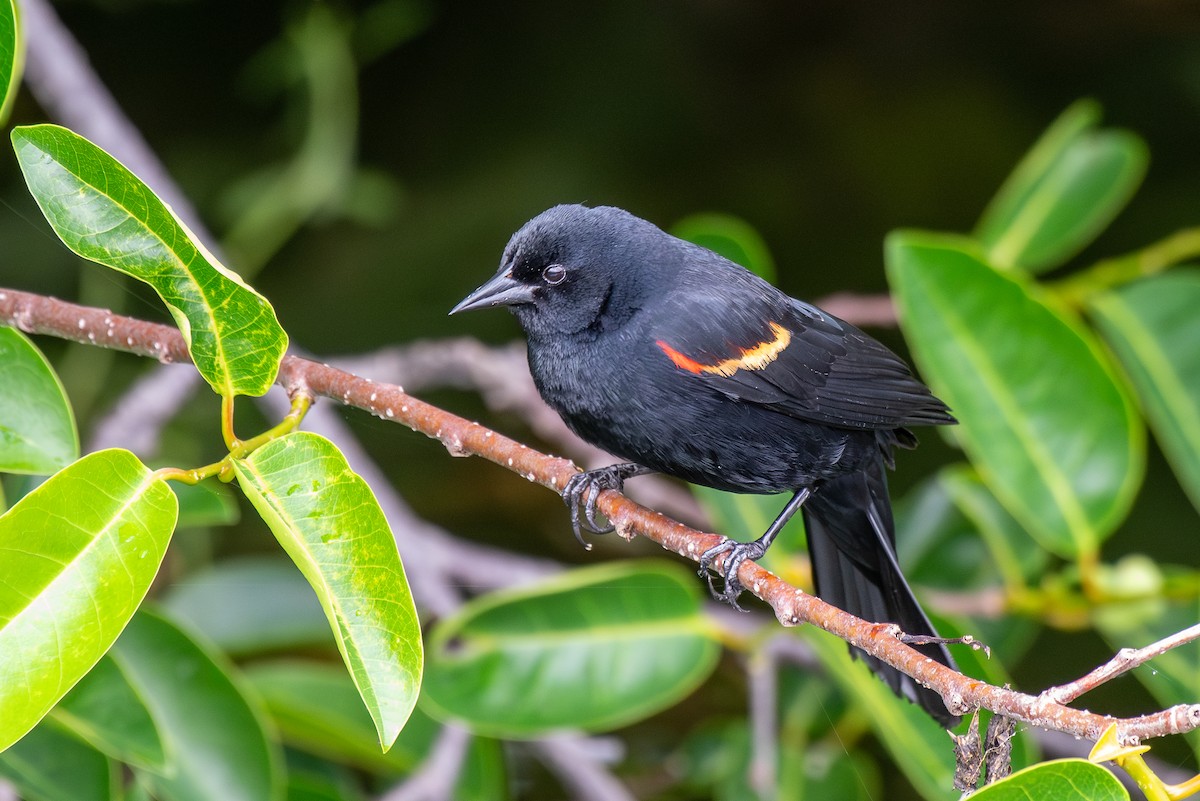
(453, 204, 961, 727)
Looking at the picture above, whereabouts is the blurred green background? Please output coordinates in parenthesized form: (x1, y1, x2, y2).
(1, 2, 1199, 795)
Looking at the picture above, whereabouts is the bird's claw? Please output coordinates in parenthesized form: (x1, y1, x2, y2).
(698, 538, 768, 610)
(562, 469, 621, 549)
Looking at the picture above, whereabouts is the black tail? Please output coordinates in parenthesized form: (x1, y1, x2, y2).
(803, 452, 960, 728)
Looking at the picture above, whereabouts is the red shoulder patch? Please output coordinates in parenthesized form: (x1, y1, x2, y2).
(656, 322, 791, 377)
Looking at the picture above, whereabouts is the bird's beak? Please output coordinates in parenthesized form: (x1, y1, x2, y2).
(450, 271, 537, 314)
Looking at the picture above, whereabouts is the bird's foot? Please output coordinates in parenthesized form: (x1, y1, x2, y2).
(562, 464, 646, 549)
(698, 538, 768, 611)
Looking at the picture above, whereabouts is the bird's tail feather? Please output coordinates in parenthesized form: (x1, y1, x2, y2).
(802, 455, 960, 727)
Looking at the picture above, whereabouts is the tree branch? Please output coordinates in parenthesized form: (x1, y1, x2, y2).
(1040, 623, 1200, 706)
(2, 286, 1197, 746)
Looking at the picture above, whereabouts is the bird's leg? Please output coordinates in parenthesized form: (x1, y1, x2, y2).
(562, 463, 656, 548)
(699, 487, 812, 609)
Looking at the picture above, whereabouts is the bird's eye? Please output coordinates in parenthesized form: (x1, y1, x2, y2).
(542, 264, 567, 285)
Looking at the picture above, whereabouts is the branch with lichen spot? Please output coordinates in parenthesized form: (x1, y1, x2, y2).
(2, 285, 1197, 746)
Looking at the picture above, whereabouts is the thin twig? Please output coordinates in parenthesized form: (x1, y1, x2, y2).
(1041, 623, 1200, 706)
(2, 287, 1198, 746)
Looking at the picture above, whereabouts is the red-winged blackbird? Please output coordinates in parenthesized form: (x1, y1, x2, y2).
(452, 204, 960, 726)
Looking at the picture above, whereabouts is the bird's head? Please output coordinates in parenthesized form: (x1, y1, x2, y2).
(451, 204, 672, 336)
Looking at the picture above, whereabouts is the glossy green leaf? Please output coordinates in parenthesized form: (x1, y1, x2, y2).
(53, 654, 166, 771)
(245, 660, 436, 773)
(0, 326, 78, 474)
(976, 100, 1148, 273)
(423, 561, 720, 736)
(801, 629, 958, 801)
(887, 232, 1143, 557)
(232, 432, 422, 750)
(0, 721, 116, 801)
(672, 212, 776, 281)
(971, 759, 1127, 801)
(1089, 270, 1200, 515)
(0, 0, 20, 125)
(115, 609, 282, 801)
(11, 124, 288, 397)
(0, 449, 177, 751)
(163, 557, 330, 656)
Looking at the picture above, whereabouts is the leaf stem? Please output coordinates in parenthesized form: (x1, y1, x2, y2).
(154, 461, 226, 485)
(221, 393, 238, 450)
(229, 390, 311, 459)
(1054, 226, 1200, 307)
(157, 392, 312, 485)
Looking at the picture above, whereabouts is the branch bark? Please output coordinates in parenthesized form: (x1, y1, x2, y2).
(2, 286, 1197, 746)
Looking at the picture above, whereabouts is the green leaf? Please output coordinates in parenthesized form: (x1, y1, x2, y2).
(0, 449, 177, 751)
(1089, 269, 1200, 515)
(970, 759, 1127, 801)
(232, 432, 422, 750)
(115, 608, 283, 801)
(10, 124, 288, 397)
(0, 327, 79, 474)
(0, 0, 20, 125)
(53, 654, 166, 771)
(162, 557, 330, 656)
(886, 232, 1143, 557)
(245, 660, 437, 774)
(672, 213, 776, 281)
(422, 561, 720, 737)
(0, 721, 116, 801)
(802, 629, 959, 800)
(976, 100, 1148, 273)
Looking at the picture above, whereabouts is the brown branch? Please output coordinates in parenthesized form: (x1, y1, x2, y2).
(1041, 623, 1200, 706)
(2, 286, 1197, 746)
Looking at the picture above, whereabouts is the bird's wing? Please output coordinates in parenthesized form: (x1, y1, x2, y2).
(649, 288, 953, 430)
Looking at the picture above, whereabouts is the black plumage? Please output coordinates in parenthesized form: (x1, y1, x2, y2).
(451, 204, 960, 726)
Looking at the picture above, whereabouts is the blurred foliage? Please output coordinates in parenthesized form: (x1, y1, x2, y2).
(1, 2, 1200, 801)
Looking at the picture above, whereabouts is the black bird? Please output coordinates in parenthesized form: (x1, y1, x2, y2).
(451, 204, 960, 726)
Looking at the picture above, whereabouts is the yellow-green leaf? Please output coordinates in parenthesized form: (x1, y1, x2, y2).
(232, 432, 422, 750)
(0, 326, 78, 474)
(0, 449, 177, 751)
(11, 125, 288, 397)
(971, 759, 1127, 801)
